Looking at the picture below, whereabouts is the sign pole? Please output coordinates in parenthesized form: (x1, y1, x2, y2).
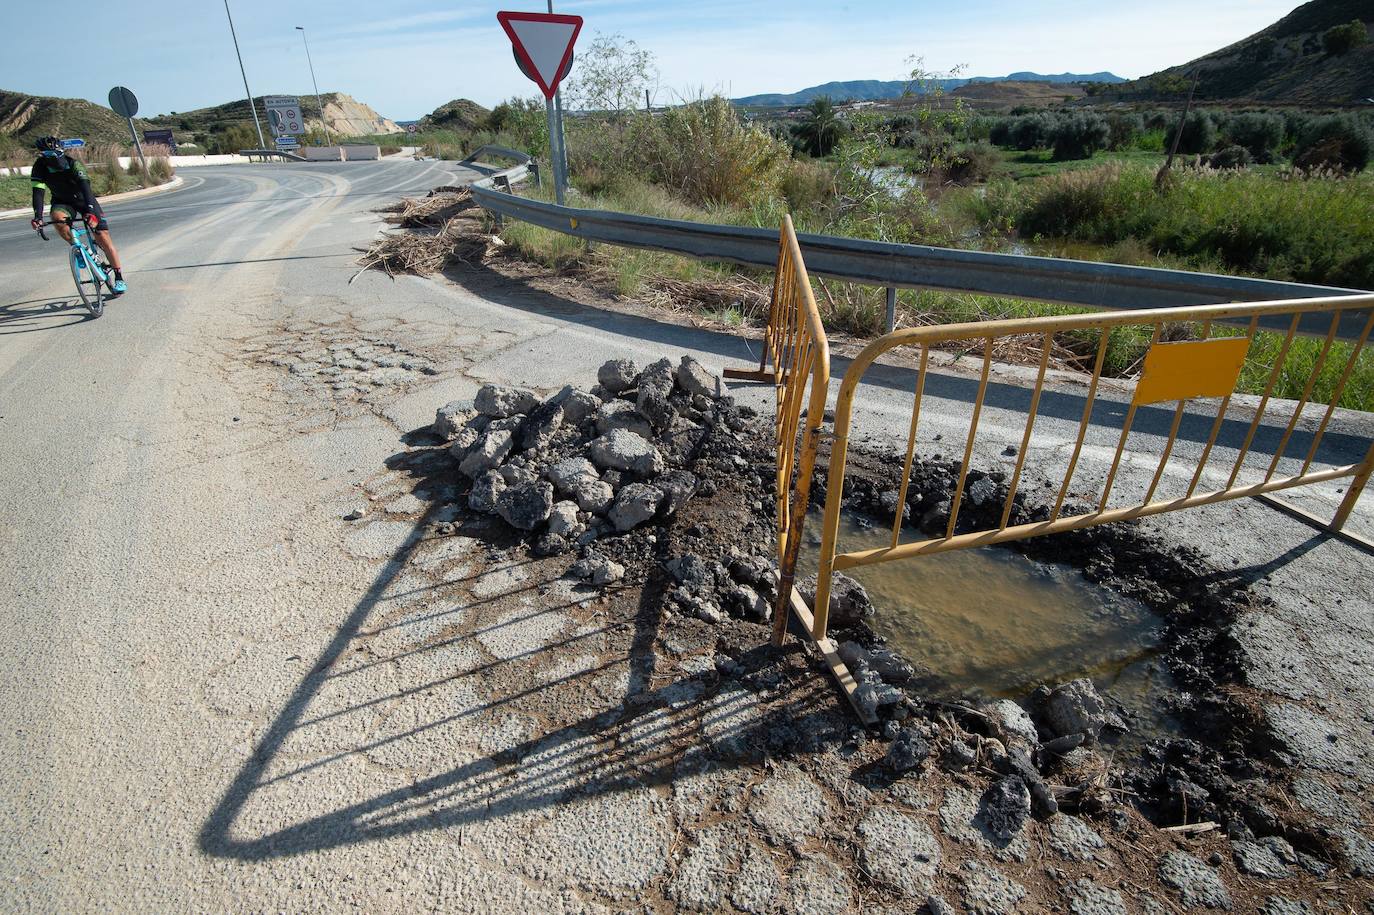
(545, 97, 564, 205)
(125, 117, 149, 174)
(224, 0, 267, 149)
(548, 1, 571, 200)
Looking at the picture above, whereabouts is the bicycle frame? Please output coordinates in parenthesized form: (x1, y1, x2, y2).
(44, 218, 108, 284)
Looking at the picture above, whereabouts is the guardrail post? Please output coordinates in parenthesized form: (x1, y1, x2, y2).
(885, 287, 897, 334)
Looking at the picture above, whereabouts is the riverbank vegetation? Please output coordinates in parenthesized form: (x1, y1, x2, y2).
(396, 37, 1374, 407)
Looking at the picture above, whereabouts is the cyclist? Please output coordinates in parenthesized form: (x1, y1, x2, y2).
(28, 136, 127, 295)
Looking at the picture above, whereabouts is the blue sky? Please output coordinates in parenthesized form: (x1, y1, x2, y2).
(1, 1, 1302, 121)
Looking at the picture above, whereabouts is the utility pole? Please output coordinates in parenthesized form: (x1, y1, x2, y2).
(295, 26, 331, 145)
(1156, 69, 1200, 188)
(224, 0, 266, 148)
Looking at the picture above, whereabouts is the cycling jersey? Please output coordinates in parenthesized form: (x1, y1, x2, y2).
(31, 155, 95, 209)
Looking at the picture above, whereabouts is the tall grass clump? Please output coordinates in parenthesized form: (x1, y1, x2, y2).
(1008, 164, 1374, 289)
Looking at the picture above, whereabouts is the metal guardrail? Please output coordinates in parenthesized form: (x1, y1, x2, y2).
(462, 146, 534, 191)
(240, 149, 308, 162)
(469, 160, 1370, 339)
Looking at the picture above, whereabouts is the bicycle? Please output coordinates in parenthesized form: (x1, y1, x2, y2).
(35, 215, 118, 318)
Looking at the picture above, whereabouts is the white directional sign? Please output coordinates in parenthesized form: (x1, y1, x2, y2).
(264, 96, 303, 138)
(497, 11, 582, 100)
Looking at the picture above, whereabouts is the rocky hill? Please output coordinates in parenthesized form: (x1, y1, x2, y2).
(418, 99, 491, 133)
(0, 89, 151, 154)
(734, 72, 1123, 107)
(1110, 0, 1372, 103)
(951, 80, 1087, 104)
(146, 92, 402, 145)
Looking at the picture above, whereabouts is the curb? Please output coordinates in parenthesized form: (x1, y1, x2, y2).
(0, 175, 185, 221)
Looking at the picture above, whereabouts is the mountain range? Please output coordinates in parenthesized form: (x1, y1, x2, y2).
(733, 72, 1124, 107)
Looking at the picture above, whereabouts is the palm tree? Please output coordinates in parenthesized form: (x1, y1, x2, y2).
(793, 97, 847, 157)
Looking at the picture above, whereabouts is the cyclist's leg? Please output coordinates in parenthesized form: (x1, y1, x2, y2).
(50, 203, 76, 244)
(87, 203, 123, 272)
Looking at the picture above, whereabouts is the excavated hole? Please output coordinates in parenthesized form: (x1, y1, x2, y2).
(797, 509, 1182, 745)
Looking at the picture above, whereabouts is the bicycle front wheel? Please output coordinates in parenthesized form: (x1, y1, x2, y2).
(70, 245, 104, 318)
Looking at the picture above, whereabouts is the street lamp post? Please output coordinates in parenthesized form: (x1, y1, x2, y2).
(224, 0, 266, 148)
(295, 26, 332, 146)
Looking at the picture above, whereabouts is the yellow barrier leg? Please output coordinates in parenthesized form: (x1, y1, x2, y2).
(1332, 442, 1374, 532)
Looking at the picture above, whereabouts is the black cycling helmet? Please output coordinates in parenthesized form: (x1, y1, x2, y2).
(35, 136, 62, 152)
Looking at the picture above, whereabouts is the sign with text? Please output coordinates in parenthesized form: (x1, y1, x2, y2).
(497, 11, 582, 100)
(264, 96, 303, 138)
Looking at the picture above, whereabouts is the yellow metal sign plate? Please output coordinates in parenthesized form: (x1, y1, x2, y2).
(1133, 337, 1250, 405)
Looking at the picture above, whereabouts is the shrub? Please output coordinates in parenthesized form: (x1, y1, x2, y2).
(779, 158, 834, 215)
(634, 96, 789, 207)
(1225, 111, 1284, 163)
(1168, 111, 1218, 155)
(944, 142, 1000, 184)
(1323, 19, 1368, 55)
(1294, 114, 1372, 173)
(988, 118, 1014, 148)
(1010, 113, 1054, 151)
(149, 157, 174, 183)
(1106, 113, 1144, 151)
(207, 123, 259, 155)
(1207, 145, 1252, 170)
(1050, 112, 1110, 160)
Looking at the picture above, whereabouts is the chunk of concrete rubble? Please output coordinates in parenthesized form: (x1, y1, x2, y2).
(474, 383, 537, 418)
(468, 470, 506, 513)
(635, 358, 677, 432)
(656, 469, 699, 517)
(796, 572, 874, 628)
(1158, 851, 1232, 909)
(1042, 678, 1121, 743)
(853, 680, 905, 720)
(588, 429, 665, 476)
(546, 501, 582, 537)
(609, 483, 664, 532)
(571, 476, 615, 513)
(591, 559, 625, 586)
(518, 399, 563, 451)
(595, 399, 655, 439)
(432, 398, 475, 438)
(495, 481, 553, 531)
(458, 428, 514, 478)
(980, 776, 1031, 842)
(984, 699, 1040, 746)
(546, 456, 597, 491)
(857, 807, 942, 898)
(675, 355, 719, 399)
(597, 358, 639, 394)
(838, 641, 914, 683)
(886, 727, 931, 774)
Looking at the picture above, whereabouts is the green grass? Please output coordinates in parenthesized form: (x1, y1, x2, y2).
(0, 175, 30, 209)
(996, 148, 1164, 181)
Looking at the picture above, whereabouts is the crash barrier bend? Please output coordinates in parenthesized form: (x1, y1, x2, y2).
(808, 294, 1374, 642)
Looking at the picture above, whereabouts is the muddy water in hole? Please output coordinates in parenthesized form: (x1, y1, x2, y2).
(799, 513, 1179, 735)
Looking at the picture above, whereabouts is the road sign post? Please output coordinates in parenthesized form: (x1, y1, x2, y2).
(497, 10, 582, 205)
(108, 86, 149, 175)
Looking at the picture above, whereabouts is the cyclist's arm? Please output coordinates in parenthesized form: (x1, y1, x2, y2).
(30, 163, 46, 220)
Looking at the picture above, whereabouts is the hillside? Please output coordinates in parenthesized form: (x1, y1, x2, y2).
(417, 99, 490, 133)
(145, 92, 401, 146)
(1111, 0, 1373, 103)
(951, 80, 1086, 103)
(0, 90, 151, 154)
(734, 72, 1123, 107)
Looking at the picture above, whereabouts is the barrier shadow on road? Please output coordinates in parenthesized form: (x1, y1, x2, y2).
(199, 444, 846, 862)
(0, 297, 95, 335)
(443, 259, 1372, 470)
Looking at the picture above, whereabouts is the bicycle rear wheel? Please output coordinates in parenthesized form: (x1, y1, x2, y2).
(70, 244, 104, 318)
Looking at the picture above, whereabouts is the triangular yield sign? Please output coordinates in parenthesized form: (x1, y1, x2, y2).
(497, 11, 583, 100)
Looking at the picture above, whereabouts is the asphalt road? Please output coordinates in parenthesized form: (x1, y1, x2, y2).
(1, 159, 1371, 910)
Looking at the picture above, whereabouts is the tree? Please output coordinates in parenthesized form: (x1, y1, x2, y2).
(564, 32, 657, 115)
(1050, 113, 1110, 160)
(792, 97, 847, 157)
(1323, 20, 1369, 56)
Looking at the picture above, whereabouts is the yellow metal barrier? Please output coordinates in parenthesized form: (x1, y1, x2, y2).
(810, 294, 1374, 641)
(725, 216, 831, 645)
